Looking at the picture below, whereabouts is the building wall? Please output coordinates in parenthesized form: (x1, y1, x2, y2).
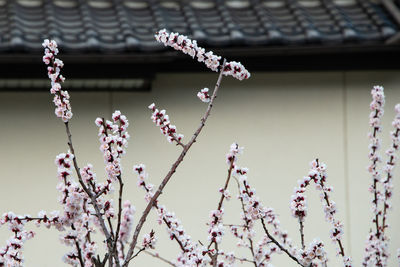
(0, 70, 399, 266)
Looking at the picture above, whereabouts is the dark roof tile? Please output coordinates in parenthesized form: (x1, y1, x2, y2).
(0, 0, 398, 53)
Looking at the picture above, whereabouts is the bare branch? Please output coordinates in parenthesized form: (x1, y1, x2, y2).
(299, 219, 305, 250)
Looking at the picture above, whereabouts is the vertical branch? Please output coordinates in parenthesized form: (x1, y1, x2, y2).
(313, 159, 347, 262)
(382, 127, 400, 233)
(123, 59, 227, 266)
(113, 176, 124, 255)
(367, 87, 385, 241)
(299, 219, 305, 250)
(64, 122, 119, 266)
(71, 225, 85, 267)
(234, 178, 257, 267)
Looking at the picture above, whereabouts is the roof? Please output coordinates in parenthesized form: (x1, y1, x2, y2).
(0, 0, 400, 77)
(0, 0, 399, 53)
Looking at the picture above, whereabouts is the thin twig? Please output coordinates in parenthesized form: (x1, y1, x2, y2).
(208, 154, 235, 265)
(123, 59, 227, 266)
(137, 246, 176, 266)
(113, 176, 124, 255)
(140, 180, 187, 252)
(260, 219, 305, 267)
(299, 219, 305, 250)
(217, 254, 255, 264)
(128, 247, 145, 262)
(234, 178, 257, 267)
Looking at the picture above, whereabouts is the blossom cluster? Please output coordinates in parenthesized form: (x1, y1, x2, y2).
(159, 205, 211, 266)
(0, 215, 35, 266)
(142, 230, 157, 249)
(133, 164, 155, 203)
(95, 110, 130, 181)
(197, 88, 211, 103)
(363, 231, 389, 267)
(155, 29, 250, 81)
(252, 235, 279, 266)
(240, 177, 296, 253)
(54, 152, 100, 266)
(148, 103, 184, 145)
(0, 212, 62, 266)
(0, 210, 66, 266)
(207, 209, 225, 244)
(119, 200, 135, 244)
(299, 239, 327, 266)
(42, 39, 72, 122)
(290, 183, 308, 221)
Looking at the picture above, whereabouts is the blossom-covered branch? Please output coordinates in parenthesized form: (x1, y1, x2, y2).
(229, 145, 303, 266)
(42, 39, 72, 122)
(363, 86, 400, 267)
(206, 143, 239, 265)
(367, 86, 385, 239)
(381, 104, 400, 232)
(309, 159, 352, 266)
(133, 165, 211, 266)
(123, 58, 228, 266)
(155, 29, 250, 81)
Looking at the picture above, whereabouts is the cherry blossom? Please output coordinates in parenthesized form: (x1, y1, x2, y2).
(42, 39, 72, 122)
(142, 230, 157, 249)
(119, 201, 135, 244)
(95, 111, 130, 181)
(148, 103, 184, 145)
(197, 88, 211, 103)
(155, 29, 250, 81)
(299, 239, 327, 266)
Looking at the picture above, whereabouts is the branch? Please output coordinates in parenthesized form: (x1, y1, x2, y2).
(234, 178, 257, 267)
(382, 128, 400, 233)
(123, 59, 227, 266)
(127, 247, 145, 262)
(207, 155, 235, 265)
(299, 219, 305, 250)
(64, 122, 119, 266)
(240, 179, 303, 267)
(137, 247, 176, 266)
(260, 219, 305, 267)
(113, 176, 124, 255)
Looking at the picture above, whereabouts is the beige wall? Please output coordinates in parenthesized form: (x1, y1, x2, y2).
(0, 71, 399, 266)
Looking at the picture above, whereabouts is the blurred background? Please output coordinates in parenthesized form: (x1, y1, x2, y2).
(0, 0, 400, 266)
